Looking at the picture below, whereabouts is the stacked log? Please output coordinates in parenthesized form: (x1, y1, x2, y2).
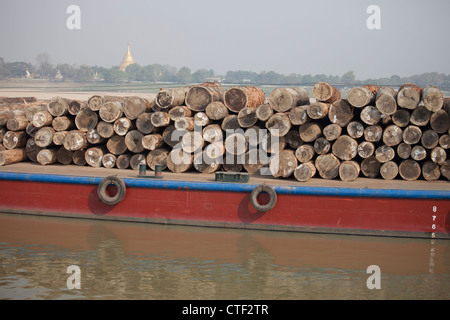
(0, 82, 448, 184)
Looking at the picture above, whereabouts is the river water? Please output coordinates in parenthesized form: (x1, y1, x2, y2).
(0, 212, 449, 300)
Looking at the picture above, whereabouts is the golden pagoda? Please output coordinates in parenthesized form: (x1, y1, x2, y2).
(119, 43, 135, 71)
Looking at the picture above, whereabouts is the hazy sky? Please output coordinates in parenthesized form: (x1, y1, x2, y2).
(1, 0, 449, 80)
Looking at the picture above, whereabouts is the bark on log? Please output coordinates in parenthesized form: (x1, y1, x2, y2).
(174, 117, 195, 131)
(47, 97, 70, 117)
(37, 148, 58, 166)
(34, 127, 55, 148)
(269, 149, 297, 178)
(410, 145, 427, 161)
(339, 160, 360, 182)
(357, 141, 375, 159)
(375, 145, 395, 163)
(322, 124, 342, 141)
(136, 113, 156, 135)
(151, 111, 171, 128)
(237, 107, 258, 128)
(193, 150, 221, 174)
(7, 115, 28, 131)
(146, 148, 169, 171)
(203, 124, 223, 143)
(430, 146, 447, 165)
(99, 101, 123, 123)
(399, 159, 421, 181)
(312, 82, 341, 103)
(299, 122, 322, 142)
(52, 116, 75, 132)
(421, 130, 439, 149)
(167, 147, 193, 173)
(360, 105, 381, 125)
(116, 153, 131, 169)
(72, 150, 86, 166)
(0, 148, 27, 166)
(307, 102, 330, 120)
(313, 137, 331, 155)
(328, 99, 353, 127)
(102, 153, 117, 168)
(430, 109, 450, 133)
(113, 117, 135, 136)
(375, 87, 397, 116)
(185, 82, 224, 112)
(314, 153, 340, 179)
(347, 85, 378, 108)
(256, 103, 274, 122)
(205, 102, 228, 121)
(96, 121, 115, 139)
(123, 96, 151, 120)
(0, 110, 13, 127)
(75, 108, 98, 132)
(86, 128, 106, 145)
(63, 130, 89, 151)
(422, 85, 444, 112)
(397, 142, 412, 160)
(56, 146, 73, 165)
(32, 111, 53, 128)
(155, 87, 189, 109)
(288, 106, 310, 125)
(361, 156, 381, 178)
(422, 161, 441, 181)
(169, 106, 192, 121)
(332, 135, 358, 160)
(346, 121, 364, 139)
(268, 87, 309, 112)
(364, 125, 383, 142)
(410, 105, 431, 126)
(382, 125, 403, 146)
(223, 86, 266, 113)
(396, 83, 422, 110)
(391, 109, 410, 127)
(294, 161, 316, 182)
(402, 125, 422, 145)
(130, 153, 147, 170)
(106, 134, 127, 155)
(3, 131, 27, 149)
(380, 161, 399, 180)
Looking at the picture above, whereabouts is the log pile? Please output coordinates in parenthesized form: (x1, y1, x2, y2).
(0, 82, 449, 182)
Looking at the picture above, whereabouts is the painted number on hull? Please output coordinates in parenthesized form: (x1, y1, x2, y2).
(431, 206, 437, 238)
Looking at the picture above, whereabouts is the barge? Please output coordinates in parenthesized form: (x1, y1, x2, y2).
(0, 162, 449, 239)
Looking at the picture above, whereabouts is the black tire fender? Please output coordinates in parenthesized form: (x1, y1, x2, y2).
(250, 184, 277, 212)
(97, 176, 126, 205)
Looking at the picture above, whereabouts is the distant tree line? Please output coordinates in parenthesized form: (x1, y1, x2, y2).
(1, 54, 450, 89)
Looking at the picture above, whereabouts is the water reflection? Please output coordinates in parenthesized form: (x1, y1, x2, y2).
(0, 213, 449, 300)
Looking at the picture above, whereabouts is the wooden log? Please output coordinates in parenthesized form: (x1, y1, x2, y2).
(52, 116, 75, 132)
(25, 104, 47, 122)
(363, 125, 383, 142)
(328, 99, 353, 127)
(380, 161, 399, 180)
(399, 160, 421, 181)
(402, 125, 422, 145)
(72, 150, 86, 166)
(339, 160, 360, 182)
(285, 130, 302, 149)
(298, 122, 321, 142)
(243, 148, 268, 175)
(269, 149, 297, 178)
(169, 106, 192, 121)
(194, 112, 211, 127)
(186, 82, 224, 112)
(68, 100, 87, 116)
(34, 127, 55, 148)
(63, 130, 89, 151)
(102, 153, 117, 168)
(205, 102, 228, 121)
(391, 109, 410, 127)
(136, 113, 156, 135)
(130, 153, 147, 170)
(7, 115, 28, 131)
(223, 86, 266, 113)
(75, 108, 98, 132)
(224, 132, 247, 155)
(347, 85, 378, 108)
(123, 96, 151, 120)
(313, 137, 331, 155)
(0, 110, 13, 127)
(47, 97, 70, 117)
(3, 131, 27, 149)
(124, 130, 144, 153)
(86, 128, 106, 145)
(106, 134, 127, 155)
(410, 145, 427, 161)
(382, 125, 403, 147)
(167, 147, 193, 173)
(150, 111, 170, 128)
(375, 145, 395, 163)
(181, 131, 204, 154)
(375, 87, 397, 116)
(205, 142, 225, 159)
(237, 107, 258, 128)
(422, 85, 444, 112)
(346, 121, 364, 139)
(155, 87, 189, 109)
(162, 125, 184, 148)
(261, 133, 286, 154)
(410, 105, 431, 126)
(332, 135, 358, 160)
(26, 138, 42, 162)
(397, 142, 412, 160)
(357, 141, 375, 159)
(361, 156, 381, 178)
(56, 146, 73, 165)
(203, 124, 223, 143)
(421, 130, 439, 149)
(441, 160, 450, 180)
(322, 123, 342, 141)
(113, 117, 135, 136)
(314, 153, 340, 179)
(37, 148, 58, 166)
(396, 83, 422, 110)
(430, 146, 447, 165)
(288, 105, 309, 125)
(87, 95, 123, 111)
(294, 161, 316, 182)
(307, 102, 330, 120)
(422, 161, 441, 181)
(142, 134, 164, 151)
(222, 152, 244, 172)
(96, 121, 115, 139)
(221, 115, 241, 132)
(439, 134, 450, 149)
(0, 148, 27, 166)
(26, 123, 39, 138)
(193, 150, 221, 174)
(268, 87, 309, 112)
(146, 148, 169, 171)
(174, 117, 195, 131)
(360, 105, 381, 125)
(84, 146, 106, 167)
(256, 103, 274, 122)
(312, 82, 341, 103)
(99, 101, 123, 123)
(430, 109, 449, 134)
(116, 153, 131, 169)
(32, 111, 53, 128)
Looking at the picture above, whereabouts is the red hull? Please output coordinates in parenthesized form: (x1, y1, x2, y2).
(0, 175, 449, 239)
